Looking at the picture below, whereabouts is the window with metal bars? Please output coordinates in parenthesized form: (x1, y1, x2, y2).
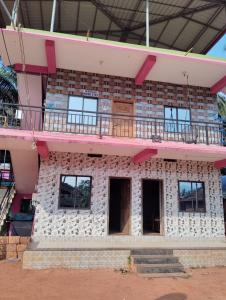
(178, 181, 206, 213)
(59, 175, 92, 209)
(67, 96, 98, 126)
(164, 106, 191, 133)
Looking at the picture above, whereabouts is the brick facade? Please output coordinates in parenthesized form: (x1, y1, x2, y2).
(46, 69, 218, 123)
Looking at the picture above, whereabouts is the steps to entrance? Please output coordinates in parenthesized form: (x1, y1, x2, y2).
(0, 186, 15, 228)
(131, 249, 185, 278)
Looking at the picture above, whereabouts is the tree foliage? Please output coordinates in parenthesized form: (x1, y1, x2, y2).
(0, 63, 18, 104)
(217, 92, 226, 119)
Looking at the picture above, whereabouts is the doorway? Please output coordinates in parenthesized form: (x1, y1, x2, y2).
(109, 178, 131, 235)
(112, 101, 134, 137)
(142, 179, 162, 235)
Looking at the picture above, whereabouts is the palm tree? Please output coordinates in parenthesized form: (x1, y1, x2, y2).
(0, 62, 18, 105)
(217, 92, 226, 119)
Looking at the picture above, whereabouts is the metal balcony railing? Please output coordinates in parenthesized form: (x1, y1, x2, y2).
(0, 103, 224, 146)
(0, 183, 15, 227)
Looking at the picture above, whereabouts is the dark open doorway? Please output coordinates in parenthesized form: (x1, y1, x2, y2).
(142, 179, 162, 235)
(109, 178, 131, 235)
(223, 198, 226, 235)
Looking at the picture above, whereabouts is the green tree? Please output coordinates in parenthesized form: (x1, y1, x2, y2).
(0, 62, 18, 104)
(217, 92, 226, 119)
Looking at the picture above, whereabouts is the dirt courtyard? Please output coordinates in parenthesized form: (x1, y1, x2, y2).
(0, 261, 226, 300)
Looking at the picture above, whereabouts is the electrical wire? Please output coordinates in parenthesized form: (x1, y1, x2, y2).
(0, 27, 28, 112)
(1, 23, 36, 144)
(17, 25, 36, 139)
(0, 28, 12, 66)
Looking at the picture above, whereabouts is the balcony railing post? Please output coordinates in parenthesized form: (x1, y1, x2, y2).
(220, 125, 224, 146)
(205, 124, 209, 145)
(154, 119, 157, 137)
(40, 107, 44, 131)
(99, 115, 102, 139)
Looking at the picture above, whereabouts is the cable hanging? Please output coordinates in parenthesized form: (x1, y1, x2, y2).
(16, 24, 36, 149)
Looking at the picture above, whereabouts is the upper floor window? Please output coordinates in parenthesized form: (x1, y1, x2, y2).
(68, 96, 98, 125)
(164, 106, 190, 132)
(178, 181, 206, 213)
(59, 175, 92, 209)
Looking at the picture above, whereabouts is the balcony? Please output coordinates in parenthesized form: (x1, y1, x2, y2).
(0, 103, 224, 146)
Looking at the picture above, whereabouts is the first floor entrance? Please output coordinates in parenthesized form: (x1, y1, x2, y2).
(112, 100, 134, 138)
(108, 177, 131, 235)
(142, 179, 162, 235)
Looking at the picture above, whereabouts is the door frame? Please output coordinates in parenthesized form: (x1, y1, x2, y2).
(141, 178, 164, 236)
(111, 100, 135, 138)
(112, 99, 135, 115)
(107, 176, 132, 235)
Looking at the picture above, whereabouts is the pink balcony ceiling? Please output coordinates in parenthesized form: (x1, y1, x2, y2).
(1, 128, 226, 163)
(135, 55, 156, 85)
(13, 39, 56, 75)
(0, 27, 225, 89)
(211, 76, 226, 94)
(132, 149, 158, 164)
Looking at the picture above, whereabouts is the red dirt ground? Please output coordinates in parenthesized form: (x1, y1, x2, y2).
(0, 261, 226, 300)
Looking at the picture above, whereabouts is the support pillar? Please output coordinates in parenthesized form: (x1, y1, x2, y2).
(50, 0, 57, 32)
(146, 0, 149, 47)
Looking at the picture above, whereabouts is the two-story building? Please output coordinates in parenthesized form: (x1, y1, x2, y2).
(1, 27, 226, 270)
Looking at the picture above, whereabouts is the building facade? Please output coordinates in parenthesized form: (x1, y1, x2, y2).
(32, 69, 224, 239)
(0, 27, 226, 246)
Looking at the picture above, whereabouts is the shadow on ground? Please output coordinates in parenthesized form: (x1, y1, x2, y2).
(155, 293, 187, 300)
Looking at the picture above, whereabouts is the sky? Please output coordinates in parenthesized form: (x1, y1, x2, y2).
(208, 33, 226, 95)
(208, 33, 226, 59)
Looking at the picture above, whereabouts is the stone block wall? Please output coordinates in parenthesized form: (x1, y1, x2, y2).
(0, 236, 30, 260)
(32, 152, 224, 239)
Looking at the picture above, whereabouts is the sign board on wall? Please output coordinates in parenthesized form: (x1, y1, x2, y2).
(82, 90, 99, 98)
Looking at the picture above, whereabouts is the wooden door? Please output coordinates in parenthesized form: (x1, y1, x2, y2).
(120, 179, 131, 234)
(112, 101, 134, 137)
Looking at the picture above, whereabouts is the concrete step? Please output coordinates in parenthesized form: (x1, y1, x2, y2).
(136, 263, 185, 274)
(131, 249, 173, 256)
(139, 272, 189, 278)
(133, 255, 179, 264)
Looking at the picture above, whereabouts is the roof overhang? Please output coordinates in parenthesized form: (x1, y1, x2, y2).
(1, 1, 225, 54)
(0, 27, 226, 89)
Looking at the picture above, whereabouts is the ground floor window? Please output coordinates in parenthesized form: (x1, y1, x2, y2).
(178, 181, 205, 212)
(59, 175, 92, 209)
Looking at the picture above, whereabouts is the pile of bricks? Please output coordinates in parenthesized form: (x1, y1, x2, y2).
(0, 236, 30, 260)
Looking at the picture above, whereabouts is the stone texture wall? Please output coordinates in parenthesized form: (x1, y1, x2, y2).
(23, 249, 130, 269)
(32, 152, 224, 239)
(23, 248, 226, 269)
(174, 249, 226, 268)
(45, 69, 218, 123)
